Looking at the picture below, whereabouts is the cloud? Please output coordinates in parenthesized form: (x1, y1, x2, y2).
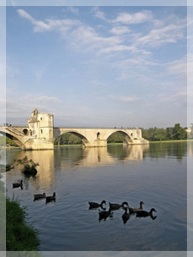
(114, 10, 153, 24)
(135, 17, 186, 48)
(110, 26, 131, 35)
(17, 9, 34, 22)
(16, 8, 186, 60)
(67, 7, 79, 15)
(158, 90, 187, 108)
(6, 93, 63, 122)
(166, 57, 187, 77)
(92, 7, 107, 21)
(17, 9, 80, 33)
(108, 94, 139, 102)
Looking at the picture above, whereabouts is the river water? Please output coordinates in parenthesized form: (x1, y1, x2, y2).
(3, 142, 192, 252)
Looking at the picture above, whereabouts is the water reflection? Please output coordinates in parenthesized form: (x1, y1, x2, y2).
(6, 145, 148, 189)
(144, 142, 187, 160)
(108, 144, 149, 160)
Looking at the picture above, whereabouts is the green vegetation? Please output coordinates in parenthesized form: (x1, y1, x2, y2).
(0, 177, 6, 251)
(55, 132, 82, 145)
(14, 156, 39, 176)
(107, 132, 126, 143)
(6, 198, 39, 251)
(0, 171, 41, 254)
(142, 123, 187, 141)
(0, 135, 18, 147)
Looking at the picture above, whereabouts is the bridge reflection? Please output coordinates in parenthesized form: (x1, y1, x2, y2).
(6, 144, 149, 189)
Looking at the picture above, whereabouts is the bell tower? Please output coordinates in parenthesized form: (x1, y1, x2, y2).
(27, 109, 54, 140)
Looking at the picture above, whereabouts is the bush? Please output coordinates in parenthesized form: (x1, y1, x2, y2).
(22, 164, 37, 176)
(6, 198, 39, 251)
(14, 156, 39, 177)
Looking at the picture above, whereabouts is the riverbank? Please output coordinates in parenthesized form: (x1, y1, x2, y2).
(149, 139, 193, 143)
(6, 197, 40, 251)
(0, 177, 6, 251)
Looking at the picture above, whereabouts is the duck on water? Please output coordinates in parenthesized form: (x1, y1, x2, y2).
(122, 206, 131, 224)
(98, 206, 113, 221)
(46, 192, 56, 204)
(129, 201, 144, 214)
(109, 201, 128, 210)
(12, 180, 23, 189)
(88, 200, 106, 210)
(33, 193, 46, 201)
(136, 208, 157, 220)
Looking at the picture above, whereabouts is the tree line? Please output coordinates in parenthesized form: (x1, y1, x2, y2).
(142, 123, 187, 141)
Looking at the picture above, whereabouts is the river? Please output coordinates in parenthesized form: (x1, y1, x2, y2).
(2, 142, 192, 253)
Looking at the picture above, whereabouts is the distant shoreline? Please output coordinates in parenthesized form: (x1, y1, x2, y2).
(149, 139, 193, 143)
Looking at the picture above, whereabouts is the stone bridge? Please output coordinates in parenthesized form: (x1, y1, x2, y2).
(54, 127, 148, 148)
(0, 109, 148, 150)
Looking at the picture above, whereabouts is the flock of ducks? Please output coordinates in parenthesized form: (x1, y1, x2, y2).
(12, 180, 157, 222)
(12, 179, 56, 204)
(88, 200, 157, 223)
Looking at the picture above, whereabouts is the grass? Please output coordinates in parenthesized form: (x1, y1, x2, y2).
(0, 178, 6, 251)
(6, 198, 40, 251)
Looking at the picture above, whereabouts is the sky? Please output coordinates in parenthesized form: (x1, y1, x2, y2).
(5, 5, 189, 128)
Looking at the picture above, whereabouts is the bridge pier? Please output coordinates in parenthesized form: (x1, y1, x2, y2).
(23, 138, 54, 150)
(84, 139, 107, 148)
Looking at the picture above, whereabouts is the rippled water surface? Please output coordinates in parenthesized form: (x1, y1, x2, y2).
(4, 142, 190, 251)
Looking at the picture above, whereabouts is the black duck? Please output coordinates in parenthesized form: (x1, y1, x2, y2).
(34, 193, 46, 201)
(46, 192, 56, 204)
(98, 206, 113, 221)
(129, 201, 144, 214)
(136, 208, 157, 219)
(122, 206, 130, 224)
(109, 201, 128, 210)
(12, 180, 23, 189)
(88, 200, 106, 210)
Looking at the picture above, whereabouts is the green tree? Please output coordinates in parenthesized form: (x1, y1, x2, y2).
(173, 123, 187, 140)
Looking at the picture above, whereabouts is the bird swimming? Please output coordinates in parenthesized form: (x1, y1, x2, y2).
(46, 192, 56, 204)
(122, 206, 130, 224)
(12, 180, 23, 189)
(129, 201, 144, 214)
(136, 208, 157, 220)
(109, 201, 128, 210)
(98, 206, 113, 221)
(88, 200, 106, 210)
(33, 193, 46, 201)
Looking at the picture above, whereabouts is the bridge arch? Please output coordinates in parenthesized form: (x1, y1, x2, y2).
(0, 130, 25, 149)
(106, 130, 133, 144)
(55, 130, 90, 147)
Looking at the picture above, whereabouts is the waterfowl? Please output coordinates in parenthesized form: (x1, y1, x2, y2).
(12, 180, 23, 189)
(46, 192, 56, 204)
(88, 200, 106, 210)
(33, 193, 46, 201)
(129, 201, 144, 214)
(98, 206, 113, 221)
(122, 206, 130, 224)
(136, 208, 157, 219)
(109, 201, 128, 210)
